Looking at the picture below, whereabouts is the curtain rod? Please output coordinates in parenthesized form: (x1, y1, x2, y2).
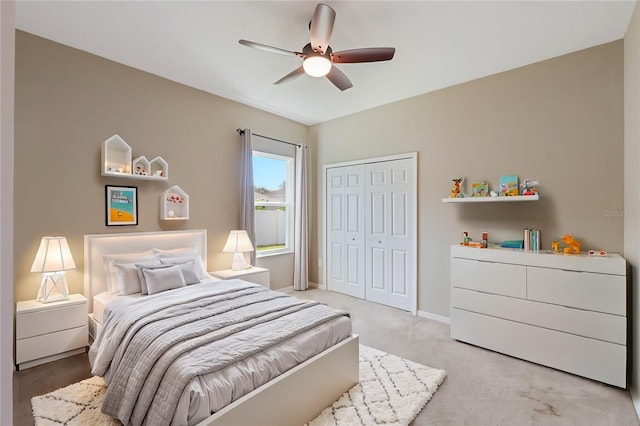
(236, 129, 301, 148)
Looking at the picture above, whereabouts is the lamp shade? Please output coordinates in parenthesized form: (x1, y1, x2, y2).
(30, 237, 76, 273)
(223, 230, 254, 253)
(303, 55, 331, 77)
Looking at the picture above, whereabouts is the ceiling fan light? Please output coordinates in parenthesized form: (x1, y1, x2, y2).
(303, 56, 331, 77)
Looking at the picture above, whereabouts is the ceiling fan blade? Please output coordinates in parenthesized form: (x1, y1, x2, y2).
(239, 39, 303, 57)
(274, 66, 306, 85)
(331, 47, 396, 63)
(326, 66, 353, 91)
(310, 3, 336, 55)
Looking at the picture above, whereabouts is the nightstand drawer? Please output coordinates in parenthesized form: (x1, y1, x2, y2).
(16, 325, 88, 364)
(16, 302, 86, 339)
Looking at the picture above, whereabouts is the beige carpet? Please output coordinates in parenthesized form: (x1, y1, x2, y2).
(32, 345, 446, 426)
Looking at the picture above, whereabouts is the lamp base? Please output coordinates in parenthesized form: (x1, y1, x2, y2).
(37, 272, 69, 303)
(231, 252, 249, 271)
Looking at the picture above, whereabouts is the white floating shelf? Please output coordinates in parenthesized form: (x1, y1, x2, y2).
(442, 194, 539, 203)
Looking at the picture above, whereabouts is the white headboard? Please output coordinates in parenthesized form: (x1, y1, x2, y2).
(84, 229, 207, 312)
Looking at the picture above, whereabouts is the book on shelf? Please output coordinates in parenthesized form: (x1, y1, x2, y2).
(524, 228, 541, 251)
(471, 181, 489, 197)
(499, 175, 519, 196)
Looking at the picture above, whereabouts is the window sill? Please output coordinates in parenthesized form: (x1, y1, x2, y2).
(256, 250, 293, 259)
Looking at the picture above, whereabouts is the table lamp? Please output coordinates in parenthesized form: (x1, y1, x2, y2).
(30, 236, 76, 303)
(223, 230, 254, 271)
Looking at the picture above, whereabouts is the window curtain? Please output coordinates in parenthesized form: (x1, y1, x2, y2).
(293, 145, 308, 290)
(239, 129, 256, 266)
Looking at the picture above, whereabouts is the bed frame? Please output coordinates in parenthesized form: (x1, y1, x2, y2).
(84, 230, 359, 426)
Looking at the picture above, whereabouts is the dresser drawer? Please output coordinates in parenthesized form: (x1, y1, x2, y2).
(452, 287, 626, 344)
(16, 302, 86, 339)
(451, 258, 525, 298)
(527, 266, 626, 315)
(451, 308, 626, 388)
(16, 325, 88, 364)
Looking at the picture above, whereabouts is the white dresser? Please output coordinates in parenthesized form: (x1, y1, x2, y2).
(16, 293, 88, 370)
(450, 245, 628, 388)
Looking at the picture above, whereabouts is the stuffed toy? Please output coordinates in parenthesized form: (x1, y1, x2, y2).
(562, 234, 580, 255)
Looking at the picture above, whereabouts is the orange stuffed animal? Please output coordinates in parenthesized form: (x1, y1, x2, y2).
(562, 234, 580, 255)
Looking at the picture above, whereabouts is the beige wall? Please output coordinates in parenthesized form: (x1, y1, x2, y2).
(13, 31, 308, 302)
(1, 2, 15, 423)
(311, 40, 624, 317)
(625, 0, 640, 406)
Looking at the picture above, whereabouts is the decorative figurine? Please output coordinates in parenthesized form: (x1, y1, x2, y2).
(521, 179, 538, 196)
(562, 234, 581, 254)
(449, 178, 464, 198)
(551, 241, 560, 252)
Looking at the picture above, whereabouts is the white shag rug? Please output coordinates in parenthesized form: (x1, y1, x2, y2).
(32, 345, 446, 426)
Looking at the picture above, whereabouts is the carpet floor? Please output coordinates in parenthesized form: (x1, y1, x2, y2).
(32, 345, 445, 426)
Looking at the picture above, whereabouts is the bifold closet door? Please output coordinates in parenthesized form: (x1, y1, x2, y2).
(326, 165, 365, 299)
(364, 159, 414, 311)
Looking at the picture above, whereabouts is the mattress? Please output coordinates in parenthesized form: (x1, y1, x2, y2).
(93, 292, 132, 324)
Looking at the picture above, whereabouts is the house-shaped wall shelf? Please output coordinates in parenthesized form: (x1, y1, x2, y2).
(101, 134, 168, 181)
(101, 134, 132, 176)
(161, 185, 189, 220)
(150, 157, 168, 179)
(133, 156, 150, 176)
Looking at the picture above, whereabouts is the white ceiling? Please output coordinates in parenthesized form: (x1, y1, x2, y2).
(15, 1, 635, 126)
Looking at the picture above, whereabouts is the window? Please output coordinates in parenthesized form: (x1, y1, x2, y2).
(253, 151, 294, 256)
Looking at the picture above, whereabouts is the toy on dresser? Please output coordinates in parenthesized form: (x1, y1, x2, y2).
(562, 234, 580, 254)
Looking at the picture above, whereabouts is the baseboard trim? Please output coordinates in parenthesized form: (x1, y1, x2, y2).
(417, 310, 450, 324)
(630, 386, 640, 422)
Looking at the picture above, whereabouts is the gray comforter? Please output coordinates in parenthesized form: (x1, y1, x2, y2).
(89, 279, 350, 426)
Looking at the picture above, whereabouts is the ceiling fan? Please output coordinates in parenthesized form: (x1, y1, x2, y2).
(239, 3, 395, 91)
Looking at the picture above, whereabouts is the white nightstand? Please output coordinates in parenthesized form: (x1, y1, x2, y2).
(211, 266, 270, 288)
(16, 293, 89, 370)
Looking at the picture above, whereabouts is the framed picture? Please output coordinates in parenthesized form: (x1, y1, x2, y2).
(105, 185, 138, 226)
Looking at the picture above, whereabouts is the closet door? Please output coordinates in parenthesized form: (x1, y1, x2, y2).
(365, 158, 415, 311)
(326, 165, 365, 299)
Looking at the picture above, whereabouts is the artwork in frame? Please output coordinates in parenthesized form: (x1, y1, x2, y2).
(105, 185, 138, 226)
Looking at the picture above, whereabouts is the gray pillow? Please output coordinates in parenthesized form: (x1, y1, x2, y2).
(142, 264, 186, 295)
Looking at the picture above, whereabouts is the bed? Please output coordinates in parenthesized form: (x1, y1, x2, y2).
(84, 229, 359, 426)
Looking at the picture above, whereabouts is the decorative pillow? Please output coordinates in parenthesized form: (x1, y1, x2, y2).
(165, 259, 200, 285)
(114, 259, 162, 295)
(159, 253, 208, 280)
(137, 263, 169, 295)
(137, 260, 199, 293)
(102, 250, 155, 294)
(143, 264, 186, 295)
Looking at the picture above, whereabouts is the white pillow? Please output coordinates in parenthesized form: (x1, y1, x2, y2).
(159, 253, 208, 280)
(102, 250, 155, 294)
(114, 259, 162, 295)
(143, 264, 186, 295)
